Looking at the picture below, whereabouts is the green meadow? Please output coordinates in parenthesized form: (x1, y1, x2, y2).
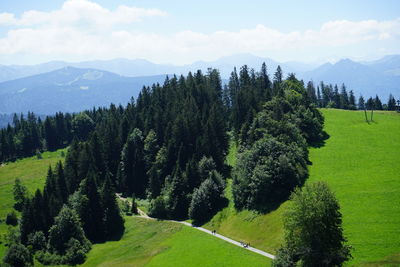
(82, 217, 270, 267)
(205, 109, 400, 266)
(0, 149, 66, 259)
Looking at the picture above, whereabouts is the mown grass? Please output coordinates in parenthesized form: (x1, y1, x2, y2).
(81, 217, 182, 267)
(203, 180, 285, 254)
(307, 109, 400, 265)
(204, 109, 400, 266)
(0, 149, 67, 259)
(82, 216, 270, 267)
(146, 221, 271, 267)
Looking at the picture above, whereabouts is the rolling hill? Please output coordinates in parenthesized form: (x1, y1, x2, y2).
(204, 109, 400, 266)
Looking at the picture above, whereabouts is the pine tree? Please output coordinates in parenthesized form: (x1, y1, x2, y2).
(387, 94, 397, 110)
(348, 90, 356, 110)
(117, 128, 146, 197)
(13, 178, 27, 211)
(79, 170, 105, 243)
(358, 96, 365, 110)
(101, 175, 124, 240)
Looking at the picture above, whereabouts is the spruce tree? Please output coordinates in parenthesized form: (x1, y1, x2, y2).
(79, 170, 105, 243)
(101, 175, 124, 240)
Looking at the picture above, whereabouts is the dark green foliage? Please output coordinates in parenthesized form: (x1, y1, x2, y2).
(148, 196, 167, 219)
(233, 137, 307, 211)
(358, 95, 365, 110)
(101, 176, 124, 240)
(13, 178, 27, 211)
(46, 205, 91, 265)
(163, 168, 189, 220)
(3, 243, 33, 267)
(366, 97, 375, 110)
(374, 95, 383, 110)
(72, 113, 95, 141)
(27, 231, 46, 251)
(274, 182, 352, 266)
(78, 170, 105, 243)
(117, 128, 146, 197)
(131, 194, 138, 214)
(387, 94, 397, 110)
(5, 211, 18, 226)
(20, 189, 50, 245)
(189, 170, 225, 225)
(232, 73, 325, 212)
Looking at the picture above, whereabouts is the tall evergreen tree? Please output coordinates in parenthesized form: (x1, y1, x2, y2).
(101, 175, 124, 240)
(79, 170, 105, 243)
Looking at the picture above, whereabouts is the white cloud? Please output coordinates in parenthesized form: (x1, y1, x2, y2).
(0, 0, 166, 28)
(0, 0, 399, 64)
(0, 13, 16, 25)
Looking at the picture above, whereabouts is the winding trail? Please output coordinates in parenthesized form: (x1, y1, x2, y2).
(117, 194, 275, 260)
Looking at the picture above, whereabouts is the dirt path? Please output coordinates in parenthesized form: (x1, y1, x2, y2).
(116, 194, 275, 260)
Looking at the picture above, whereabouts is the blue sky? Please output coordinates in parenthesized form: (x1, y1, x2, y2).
(0, 0, 399, 65)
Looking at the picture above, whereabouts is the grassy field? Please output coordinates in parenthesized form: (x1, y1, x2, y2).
(0, 149, 66, 259)
(82, 217, 270, 267)
(204, 109, 400, 266)
(81, 218, 182, 266)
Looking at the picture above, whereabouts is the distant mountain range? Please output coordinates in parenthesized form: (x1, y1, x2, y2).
(0, 54, 399, 114)
(0, 67, 167, 114)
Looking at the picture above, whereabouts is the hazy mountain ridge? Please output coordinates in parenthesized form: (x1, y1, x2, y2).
(0, 54, 399, 115)
(0, 67, 167, 114)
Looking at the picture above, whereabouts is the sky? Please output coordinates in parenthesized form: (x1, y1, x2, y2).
(0, 0, 399, 65)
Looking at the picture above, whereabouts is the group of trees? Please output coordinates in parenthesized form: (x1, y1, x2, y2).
(230, 71, 324, 212)
(0, 112, 95, 163)
(225, 66, 351, 265)
(311, 81, 398, 111)
(7, 157, 124, 265)
(4, 69, 230, 265)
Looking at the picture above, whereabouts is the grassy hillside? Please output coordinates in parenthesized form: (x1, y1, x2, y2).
(205, 109, 400, 266)
(82, 217, 270, 267)
(0, 148, 270, 266)
(0, 149, 66, 259)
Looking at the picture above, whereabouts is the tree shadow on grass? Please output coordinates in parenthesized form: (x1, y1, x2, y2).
(192, 197, 229, 227)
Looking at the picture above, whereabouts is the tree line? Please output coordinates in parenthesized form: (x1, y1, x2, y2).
(310, 81, 398, 111)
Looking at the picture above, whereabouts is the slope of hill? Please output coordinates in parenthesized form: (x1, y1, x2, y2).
(204, 109, 400, 266)
(82, 217, 270, 267)
(0, 67, 167, 114)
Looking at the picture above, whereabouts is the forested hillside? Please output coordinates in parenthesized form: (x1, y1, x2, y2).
(1, 63, 388, 266)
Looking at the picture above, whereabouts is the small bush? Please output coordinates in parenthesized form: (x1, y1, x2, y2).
(5, 211, 18, 226)
(148, 196, 167, 219)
